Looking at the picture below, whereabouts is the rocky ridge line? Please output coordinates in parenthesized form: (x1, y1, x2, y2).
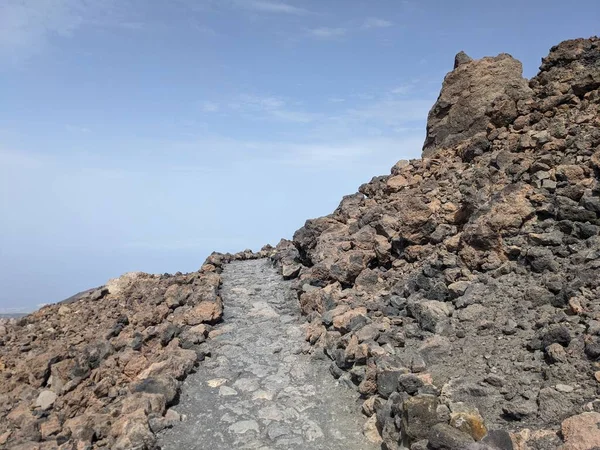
(272, 37, 600, 450)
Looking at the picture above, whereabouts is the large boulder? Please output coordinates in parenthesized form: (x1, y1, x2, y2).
(422, 52, 532, 157)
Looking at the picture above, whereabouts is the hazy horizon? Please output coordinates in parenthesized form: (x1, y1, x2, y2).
(1, 0, 599, 313)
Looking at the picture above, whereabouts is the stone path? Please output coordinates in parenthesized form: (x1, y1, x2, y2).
(158, 259, 378, 450)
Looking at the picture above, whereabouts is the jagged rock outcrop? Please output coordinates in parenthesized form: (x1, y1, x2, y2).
(423, 51, 533, 157)
(276, 36, 600, 449)
(0, 248, 272, 449)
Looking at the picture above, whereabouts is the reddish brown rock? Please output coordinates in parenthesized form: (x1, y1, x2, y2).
(185, 300, 223, 325)
(332, 307, 368, 335)
(559, 412, 600, 450)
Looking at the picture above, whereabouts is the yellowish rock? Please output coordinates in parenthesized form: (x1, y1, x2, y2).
(386, 175, 408, 190)
(207, 378, 228, 388)
(450, 410, 487, 441)
(363, 415, 383, 444)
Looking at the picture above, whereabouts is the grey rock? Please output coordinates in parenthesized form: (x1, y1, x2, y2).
(398, 373, 425, 395)
(133, 376, 179, 405)
(35, 390, 57, 410)
(427, 423, 475, 450)
(538, 387, 573, 423)
(407, 300, 452, 333)
(454, 51, 473, 69)
(402, 394, 442, 441)
(482, 429, 514, 450)
(502, 400, 537, 421)
(228, 420, 259, 434)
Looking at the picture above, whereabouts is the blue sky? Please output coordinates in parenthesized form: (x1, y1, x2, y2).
(1, 0, 598, 312)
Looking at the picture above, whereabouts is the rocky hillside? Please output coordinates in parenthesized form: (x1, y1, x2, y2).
(274, 37, 600, 449)
(1, 36, 599, 450)
(0, 249, 270, 449)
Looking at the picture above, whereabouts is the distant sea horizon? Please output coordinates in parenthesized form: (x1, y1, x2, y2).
(1, 287, 98, 317)
(0, 312, 28, 319)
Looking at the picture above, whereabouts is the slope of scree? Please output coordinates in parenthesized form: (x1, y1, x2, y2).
(0, 249, 272, 449)
(272, 37, 600, 450)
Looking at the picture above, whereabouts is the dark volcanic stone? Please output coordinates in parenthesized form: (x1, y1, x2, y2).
(402, 394, 442, 441)
(133, 376, 178, 405)
(377, 367, 406, 399)
(398, 373, 425, 395)
(482, 430, 514, 450)
(161, 325, 182, 347)
(427, 423, 475, 449)
(585, 337, 600, 359)
(541, 325, 572, 348)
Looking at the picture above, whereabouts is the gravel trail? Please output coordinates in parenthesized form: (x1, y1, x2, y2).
(158, 259, 378, 450)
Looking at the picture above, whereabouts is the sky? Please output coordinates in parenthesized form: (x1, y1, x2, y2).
(0, 0, 599, 312)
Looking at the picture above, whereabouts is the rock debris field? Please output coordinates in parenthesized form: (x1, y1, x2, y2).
(157, 259, 378, 450)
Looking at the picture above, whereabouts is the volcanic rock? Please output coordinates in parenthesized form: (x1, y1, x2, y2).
(0, 249, 271, 449)
(275, 36, 600, 449)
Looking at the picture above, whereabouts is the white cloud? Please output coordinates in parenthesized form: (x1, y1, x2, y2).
(308, 27, 347, 39)
(343, 98, 432, 126)
(239, 94, 286, 110)
(268, 109, 316, 123)
(195, 85, 434, 137)
(65, 124, 92, 133)
(292, 93, 433, 143)
(202, 101, 220, 112)
(161, 135, 423, 170)
(279, 142, 373, 165)
(0, 148, 45, 169)
(303, 17, 391, 42)
(390, 84, 413, 95)
(276, 136, 423, 168)
(116, 21, 145, 31)
(78, 167, 135, 179)
(362, 18, 393, 29)
(0, 307, 31, 315)
(125, 236, 252, 250)
(168, 165, 217, 174)
(235, 0, 310, 15)
(222, 94, 318, 123)
(177, 0, 311, 16)
(0, 0, 83, 58)
(0, 0, 76, 59)
(0, 0, 130, 64)
(195, 24, 217, 36)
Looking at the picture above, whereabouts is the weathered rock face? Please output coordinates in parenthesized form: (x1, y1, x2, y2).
(423, 52, 532, 157)
(275, 37, 600, 449)
(0, 248, 271, 449)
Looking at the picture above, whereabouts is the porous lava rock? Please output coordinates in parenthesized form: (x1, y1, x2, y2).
(275, 36, 600, 449)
